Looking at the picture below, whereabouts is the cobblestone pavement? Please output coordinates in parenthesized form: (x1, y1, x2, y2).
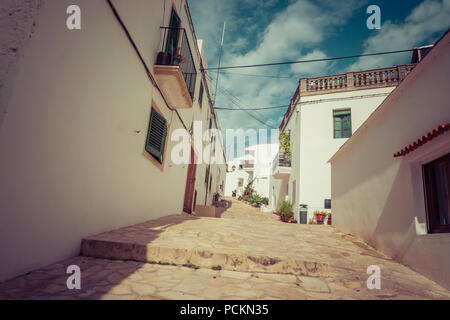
(0, 198, 449, 300)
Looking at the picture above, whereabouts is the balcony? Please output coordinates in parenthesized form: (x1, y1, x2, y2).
(299, 64, 416, 97)
(154, 27, 197, 109)
(272, 151, 291, 179)
(243, 160, 254, 172)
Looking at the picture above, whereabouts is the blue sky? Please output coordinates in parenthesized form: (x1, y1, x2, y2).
(188, 0, 450, 155)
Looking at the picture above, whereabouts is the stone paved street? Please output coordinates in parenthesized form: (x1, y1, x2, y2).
(0, 198, 449, 300)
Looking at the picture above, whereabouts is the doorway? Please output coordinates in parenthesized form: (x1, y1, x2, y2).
(183, 147, 197, 214)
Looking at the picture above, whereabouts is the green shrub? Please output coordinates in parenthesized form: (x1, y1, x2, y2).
(279, 200, 294, 218)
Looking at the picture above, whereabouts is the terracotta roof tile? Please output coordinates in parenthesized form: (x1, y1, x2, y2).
(394, 124, 450, 157)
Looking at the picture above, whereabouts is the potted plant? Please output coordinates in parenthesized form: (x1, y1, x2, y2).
(172, 48, 187, 65)
(314, 210, 328, 224)
(279, 200, 294, 223)
(213, 192, 220, 204)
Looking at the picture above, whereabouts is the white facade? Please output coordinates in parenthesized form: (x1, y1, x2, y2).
(270, 69, 415, 222)
(330, 31, 450, 289)
(0, 0, 225, 282)
(225, 144, 278, 198)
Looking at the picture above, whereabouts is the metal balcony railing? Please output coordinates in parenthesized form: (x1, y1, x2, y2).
(278, 151, 291, 167)
(272, 151, 292, 174)
(157, 27, 197, 100)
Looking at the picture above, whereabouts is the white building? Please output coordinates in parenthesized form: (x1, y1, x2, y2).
(0, 0, 225, 282)
(270, 61, 418, 223)
(330, 31, 450, 290)
(225, 144, 278, 198)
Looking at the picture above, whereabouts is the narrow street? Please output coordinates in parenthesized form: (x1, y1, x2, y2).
(0, 198, 449, 300)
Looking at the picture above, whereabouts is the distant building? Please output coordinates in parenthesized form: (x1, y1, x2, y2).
(329, 30, 450, 290)
(225, 144, 278, 198)
(270, 58, 419, 223)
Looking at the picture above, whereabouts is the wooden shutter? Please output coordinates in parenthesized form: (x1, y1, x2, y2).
(333, 109, 351, 139)
(146, 108, 167, 163)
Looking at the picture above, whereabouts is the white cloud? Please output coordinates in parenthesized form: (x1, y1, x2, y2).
(189, 0, 364, 133)
(290, 49, 331, 76)
(350, 0, 450, 71)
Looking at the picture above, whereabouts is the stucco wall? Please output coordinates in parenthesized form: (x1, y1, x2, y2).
(271, 85, 395, 222)
(330, 32, 450, 289)
(0, 0, 212, 282)
(299, 87, 395, 222)
(0, 0, 43, 131)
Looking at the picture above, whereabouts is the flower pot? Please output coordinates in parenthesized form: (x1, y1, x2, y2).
(281, 216, 293, 223)
(316, 214, 325, 224)
(156, 52, 171, 65)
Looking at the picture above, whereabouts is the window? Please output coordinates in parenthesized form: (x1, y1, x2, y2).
(333, 109, 352, 139)
(166, 9, 181, 63)
(423, 153, 450, 233)
(324, 199, 331, 209)
(145, 107, 167, 164)
(198, 81, 204, 107)
(209, 175, 212, 192)
(238, 178, 244, 187)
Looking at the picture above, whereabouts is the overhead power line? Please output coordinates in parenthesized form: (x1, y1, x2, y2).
(209, 70, 295, 79)
(218, 88, 277, 129)
(204, 49, 415, 71)
(215, 104, 289, 111)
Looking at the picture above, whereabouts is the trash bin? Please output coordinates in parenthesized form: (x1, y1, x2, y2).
(299, 204, 308, 224)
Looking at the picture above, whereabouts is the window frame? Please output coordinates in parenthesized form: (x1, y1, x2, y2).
(423, 152, 450, 234)
(143, 103, 169, 171)
(333, 109, 352, 139)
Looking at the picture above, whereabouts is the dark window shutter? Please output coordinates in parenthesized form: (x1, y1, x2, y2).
(146, 108, 167, 163)
(333, 109, 351, 139)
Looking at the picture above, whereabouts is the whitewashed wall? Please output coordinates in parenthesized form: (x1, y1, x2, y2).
(271, 86, 395, 222)
(330, 32, 450, 289)
(0, 0, 214, 282)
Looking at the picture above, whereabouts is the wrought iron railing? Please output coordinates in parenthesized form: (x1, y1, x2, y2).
(272, 151, 292, 174)
(157, 27, 197, 100)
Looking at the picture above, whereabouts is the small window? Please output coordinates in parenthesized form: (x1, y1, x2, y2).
(423, 153, 450, 233)
(333, 109, 351, 139)
(238, 178, 244, 187)
(198, 81, 204, 107)
(145, 107, 167, 163)
(324, 199, 331, 209)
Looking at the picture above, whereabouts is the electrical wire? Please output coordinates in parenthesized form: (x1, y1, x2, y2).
(204, 49, 415, 71)
(106, 0, 189, 131)
(215, 104, 289, 110)
(218, 88, 277, 129)
(209, 70, 296, 79)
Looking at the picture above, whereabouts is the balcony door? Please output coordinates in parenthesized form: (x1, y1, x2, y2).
(166, 9, 181, 63)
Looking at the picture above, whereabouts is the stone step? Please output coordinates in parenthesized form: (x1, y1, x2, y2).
(80, 238, 329, 277)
